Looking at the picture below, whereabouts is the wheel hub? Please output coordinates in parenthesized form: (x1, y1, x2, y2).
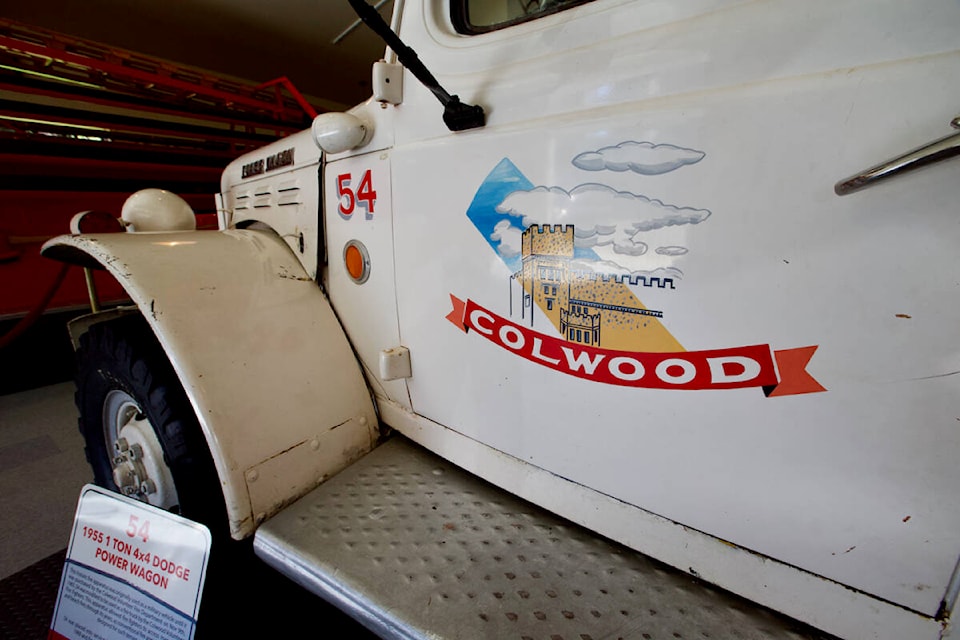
(103, 390, 179, 509)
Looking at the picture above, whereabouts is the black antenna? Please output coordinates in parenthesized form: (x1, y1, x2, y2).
(347, 0, 486, 131)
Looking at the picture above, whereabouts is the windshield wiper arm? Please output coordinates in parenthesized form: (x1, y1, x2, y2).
(347, 0, 486, 131)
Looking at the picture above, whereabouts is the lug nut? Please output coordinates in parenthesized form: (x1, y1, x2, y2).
(114, 438, 129, 454)
(113, 466, 135, 488)
(129, 444, 144, 461)
(139, 479, 157, 495)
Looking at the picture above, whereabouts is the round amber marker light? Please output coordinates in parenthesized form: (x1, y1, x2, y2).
(343, 240, 370, 284)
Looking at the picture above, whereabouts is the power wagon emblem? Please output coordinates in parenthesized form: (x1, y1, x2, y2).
(241, 147, 295, 179)
(446, 145, 824, 398)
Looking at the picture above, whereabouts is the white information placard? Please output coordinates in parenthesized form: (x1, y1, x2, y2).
(50, 484, 211, 640)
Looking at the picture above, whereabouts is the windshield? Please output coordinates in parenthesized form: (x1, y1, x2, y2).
(453, 0, 596, 33)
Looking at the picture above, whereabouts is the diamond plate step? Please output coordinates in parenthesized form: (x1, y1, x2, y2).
(254, 436, 829, 640)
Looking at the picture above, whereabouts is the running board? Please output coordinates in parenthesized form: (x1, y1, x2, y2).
(254, 436, 826, 639)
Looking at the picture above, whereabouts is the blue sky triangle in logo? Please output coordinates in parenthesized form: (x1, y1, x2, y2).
(465, 158, 533, 273)
(466, 158, 598, 273)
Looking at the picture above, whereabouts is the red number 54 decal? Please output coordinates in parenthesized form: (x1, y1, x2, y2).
(337, 170, 377, 219)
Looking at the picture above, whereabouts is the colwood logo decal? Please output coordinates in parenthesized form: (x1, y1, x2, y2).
(447, 146, 825, 398)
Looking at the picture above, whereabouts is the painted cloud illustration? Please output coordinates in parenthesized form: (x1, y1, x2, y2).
(467, 156, 711, 279)
(655, 246, 689, 256)
(572, 141, 705, 175)
(490, 219, 524, 259)
(569, 258, 683, 280)
(496, 183, 710, 257)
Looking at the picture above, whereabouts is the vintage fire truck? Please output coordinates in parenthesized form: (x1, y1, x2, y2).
(42, 0, 960, 638)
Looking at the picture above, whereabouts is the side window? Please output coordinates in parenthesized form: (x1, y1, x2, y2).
(452, 0, 595, 33)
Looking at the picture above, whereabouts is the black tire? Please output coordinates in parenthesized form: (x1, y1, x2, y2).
(75, 315, 228, 537)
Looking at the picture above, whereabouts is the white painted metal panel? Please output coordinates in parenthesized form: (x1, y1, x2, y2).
(42, 230, 378, 538)
(325, 142, 411, 408)
(222, 130, 323, 278)
(386, 0, 960, 619)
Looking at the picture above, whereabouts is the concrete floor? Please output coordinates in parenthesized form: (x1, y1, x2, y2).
(0, 382, 90, 580)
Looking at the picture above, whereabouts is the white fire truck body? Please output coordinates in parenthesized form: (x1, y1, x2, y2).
(43, 1, 960, 638)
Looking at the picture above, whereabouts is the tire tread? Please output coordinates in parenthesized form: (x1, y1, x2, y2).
(74, 315, 227, 535)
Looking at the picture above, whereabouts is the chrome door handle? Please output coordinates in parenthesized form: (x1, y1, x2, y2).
(835, 116, 960, 196)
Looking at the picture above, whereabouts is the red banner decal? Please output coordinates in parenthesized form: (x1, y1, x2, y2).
(765, 346, 826, 397)
(461, 298, 778, 390)
(449, 296, 824, 397)
(445, 294, 467, 333)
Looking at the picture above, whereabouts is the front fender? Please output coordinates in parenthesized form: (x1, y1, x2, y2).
(43, 229, 378, 538)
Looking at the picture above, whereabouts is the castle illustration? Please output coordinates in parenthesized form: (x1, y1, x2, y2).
(510, 225, 674, 349)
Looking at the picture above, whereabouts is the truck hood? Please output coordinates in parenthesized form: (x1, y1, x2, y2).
(221, 128, 320, 193)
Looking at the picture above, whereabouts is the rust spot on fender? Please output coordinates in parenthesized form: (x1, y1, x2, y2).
(276, 265, 312, 281)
